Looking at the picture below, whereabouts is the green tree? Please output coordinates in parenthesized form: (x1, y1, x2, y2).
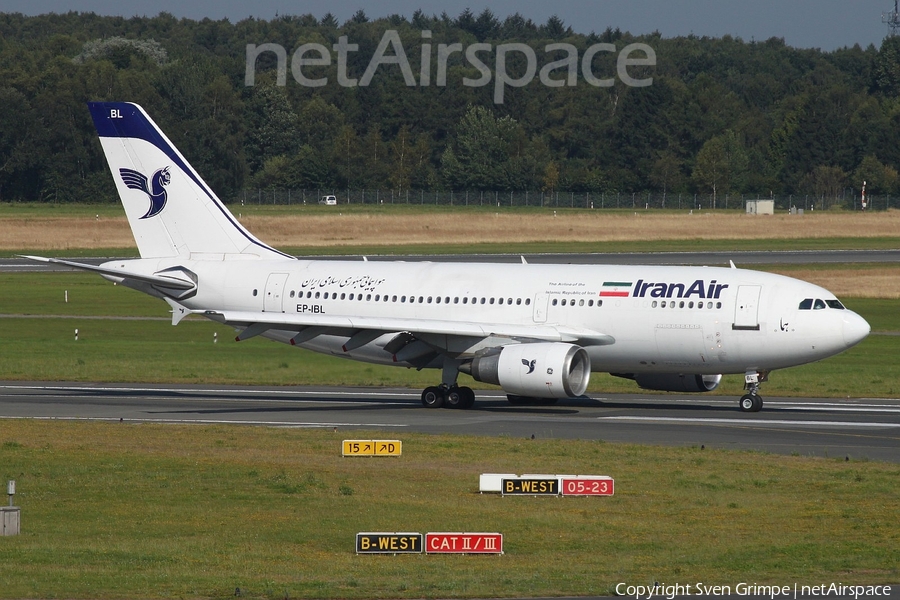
(692, 131, 748, 207)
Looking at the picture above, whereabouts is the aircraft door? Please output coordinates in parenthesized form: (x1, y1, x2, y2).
(533, 293, 549, 323)
(733, 285, 761, 330)
(264, 273, 289, 313)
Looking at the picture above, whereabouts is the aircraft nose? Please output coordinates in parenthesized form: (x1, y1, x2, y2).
(842, 311, 870, 348)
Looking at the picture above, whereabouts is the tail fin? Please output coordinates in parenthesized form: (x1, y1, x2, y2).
(88, 102, 290, 260)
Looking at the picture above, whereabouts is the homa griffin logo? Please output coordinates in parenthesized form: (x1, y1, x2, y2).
(119, 167, 171, 218)
(521, 358, 536, 374)
(601, 280, 730, 299)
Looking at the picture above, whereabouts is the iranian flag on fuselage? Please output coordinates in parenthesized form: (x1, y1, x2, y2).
(599, 281, 633, 297)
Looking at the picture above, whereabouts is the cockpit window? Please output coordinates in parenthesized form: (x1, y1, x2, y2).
(813, 299, 826, 310)
(826, 299, 845, 310)
(798, 298, 813, 310)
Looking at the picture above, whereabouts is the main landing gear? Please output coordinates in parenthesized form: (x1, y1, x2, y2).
(421, 385, 476, 409)
(421, 358, 476, 409)
(739, 370, 768, 412)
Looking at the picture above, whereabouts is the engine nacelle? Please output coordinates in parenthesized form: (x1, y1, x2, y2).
(463, 343, 591, 398)
(628, 373, 722, 393)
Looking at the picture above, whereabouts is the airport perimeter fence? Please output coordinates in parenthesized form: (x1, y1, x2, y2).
(228, 188, 894, 211)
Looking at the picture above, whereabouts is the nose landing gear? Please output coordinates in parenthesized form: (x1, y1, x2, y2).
(740, 370, 768, 412)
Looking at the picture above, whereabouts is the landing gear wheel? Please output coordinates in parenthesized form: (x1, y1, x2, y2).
(445, 387, 463, 409)
(507, 395, 557, 406)
(421, 386, 444, 408)
(739, 393, 763, 412)
(459, 386, 476, 409)
(506, 394, 532, 406)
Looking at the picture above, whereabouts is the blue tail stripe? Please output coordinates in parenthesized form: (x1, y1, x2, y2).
(87, 102, 293, 259)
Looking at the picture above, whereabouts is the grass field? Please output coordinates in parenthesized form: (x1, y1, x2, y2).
(1, 206, 899, 599)
(4, 203, 900, 255)
(0, 422, 897, 599)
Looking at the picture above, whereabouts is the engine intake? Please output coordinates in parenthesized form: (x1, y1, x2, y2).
(461, 343, 591, 398)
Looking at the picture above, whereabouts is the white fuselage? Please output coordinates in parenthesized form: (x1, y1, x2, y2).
(106, 257, 870, 376)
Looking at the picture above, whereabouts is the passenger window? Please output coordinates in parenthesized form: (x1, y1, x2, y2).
(366, 294, 372, 301)
(252, 289, 258, 296)
(516, 298, 522, 305)
(579, 299, 584, 307)
(462, 297, 468, 304)
(507, 298, 512, 305)
(435, 297, 441, 304)
(552, 299, 558, 306)
(814, 299, 826, 310)
(498, 298, 504, 305)
(525, 298, 531, 305)
(341, 293, 346, 300)
(661, 301, 667, 308)
(588, 300, 594, 307)
(799, 299, 813, 310)
(489, 298, 495, 305)
(652, 301, 658, 308)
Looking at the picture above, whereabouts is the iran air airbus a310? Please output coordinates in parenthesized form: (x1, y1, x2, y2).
(27, 102, 871, 412)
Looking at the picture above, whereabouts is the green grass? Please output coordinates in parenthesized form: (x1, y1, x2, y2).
(4, 202, 900, 256)
(0, 421, 897, 599)
(0, 273, 897, 397)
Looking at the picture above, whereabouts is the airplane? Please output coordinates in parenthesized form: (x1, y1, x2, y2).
(26, 102, 871, 413)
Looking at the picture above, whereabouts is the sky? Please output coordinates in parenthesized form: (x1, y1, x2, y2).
(2, 0, 896, 51)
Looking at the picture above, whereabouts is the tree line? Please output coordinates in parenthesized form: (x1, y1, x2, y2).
(1, 9, 900, 205)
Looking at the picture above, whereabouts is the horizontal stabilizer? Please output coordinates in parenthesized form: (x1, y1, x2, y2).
(21, 256, 195, 290)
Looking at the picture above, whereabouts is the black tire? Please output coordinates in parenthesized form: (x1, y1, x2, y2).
(740, 393, 763, 412)
(506, 395, 534, 406)
(445, 387, 462, 409)
(421, 386, 444, 408)
(459, 386, 476, 409)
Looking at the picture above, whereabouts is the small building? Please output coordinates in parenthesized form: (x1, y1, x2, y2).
(746, 199, 775, 215)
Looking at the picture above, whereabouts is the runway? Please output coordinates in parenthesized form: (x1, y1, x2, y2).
(2, 383, 899, 462)
(3, 248, 900, 272)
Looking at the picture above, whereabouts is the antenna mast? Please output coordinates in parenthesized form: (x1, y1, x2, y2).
(883, 0, 900, 36)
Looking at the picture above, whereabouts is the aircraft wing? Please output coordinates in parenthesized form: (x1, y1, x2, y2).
(21, 256, 196, 290)
(199, 309, 616, 348)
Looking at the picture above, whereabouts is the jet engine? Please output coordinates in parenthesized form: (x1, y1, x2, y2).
(461, 343, 591, 398)
(615, 373, 722, 393)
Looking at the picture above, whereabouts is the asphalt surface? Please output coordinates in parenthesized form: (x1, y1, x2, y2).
(4, 249, 900, 271)
(2, 383, 898, 462)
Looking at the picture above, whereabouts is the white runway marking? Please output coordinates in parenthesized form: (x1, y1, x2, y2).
(0, 415, 407, 428)
(599, 416, 900, 428)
